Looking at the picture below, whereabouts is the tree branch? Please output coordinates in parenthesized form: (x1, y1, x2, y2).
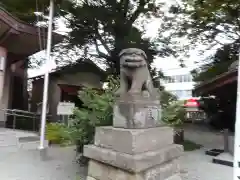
(128, 0, 147, 24)
(122, 0, 130, 18)
(93, 38, 109, 59)
(206, 24, 239, 40)
(96, 31, 111, 54)
(93, 21, 112, 54)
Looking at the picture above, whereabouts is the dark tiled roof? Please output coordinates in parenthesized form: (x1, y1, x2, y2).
(30, 59, 107, 81)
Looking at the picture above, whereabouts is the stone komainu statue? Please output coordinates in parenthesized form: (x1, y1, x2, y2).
(115, 48, 154, 96)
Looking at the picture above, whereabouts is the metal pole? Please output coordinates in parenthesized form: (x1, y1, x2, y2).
(234, 57, 240, 179)
(13, 111, 16, 130)
(223, 129, 229, 153)
(39, 0, 54, 150)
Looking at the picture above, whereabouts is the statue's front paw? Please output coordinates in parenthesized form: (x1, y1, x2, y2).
(128, 89, 140, 94)
(115, 89, 122, 96)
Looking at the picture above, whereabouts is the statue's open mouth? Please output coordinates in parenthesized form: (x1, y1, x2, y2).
(125, 59, 142, 62)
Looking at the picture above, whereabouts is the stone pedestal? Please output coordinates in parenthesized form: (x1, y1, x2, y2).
(113, 93, 162, 129)
(84, 126, 183, 180)
(84, 48, 183, 180)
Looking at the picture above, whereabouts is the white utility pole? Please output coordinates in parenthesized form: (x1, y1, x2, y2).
(39, 0, 54, 150)
(234, 56, 240, 179)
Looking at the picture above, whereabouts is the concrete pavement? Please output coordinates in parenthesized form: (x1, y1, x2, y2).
(0, 146, 87, 180)
(0, 124, 233, 180)
(0, 145, 232, 180)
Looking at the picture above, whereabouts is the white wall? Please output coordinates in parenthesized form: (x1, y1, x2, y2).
(162, 67, 193, 76)
(160, 67, 196, 100)
(163, 82, 195, 91)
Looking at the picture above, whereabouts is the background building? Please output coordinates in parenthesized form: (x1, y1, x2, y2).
(0, 7, 61, 127)
(160, 67, 196, 100)
(30, 59, 106, 122)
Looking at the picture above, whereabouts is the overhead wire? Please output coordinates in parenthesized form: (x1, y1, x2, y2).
(36, 0, 43, 51)
(36, 0, 48, 51)
(42, 5, 47, 50)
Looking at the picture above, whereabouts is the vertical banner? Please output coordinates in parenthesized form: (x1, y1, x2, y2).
(0, 56, 5, 71)
(0, 56, 5, 100)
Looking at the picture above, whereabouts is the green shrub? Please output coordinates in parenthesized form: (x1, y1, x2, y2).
(161, 100, 186, 127)
(159, 90, 178, 109)
(161, 98, 186, 144)
(69, 76, 119, 153)
(46, 122, 72, 146)
(181, 140, 202, 151)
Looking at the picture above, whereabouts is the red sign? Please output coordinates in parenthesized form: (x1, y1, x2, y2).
(184, 98, 199, 107)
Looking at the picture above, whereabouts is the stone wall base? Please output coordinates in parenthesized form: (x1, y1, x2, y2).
(86, 160, 181, 180)
(84, 126, 183, 180)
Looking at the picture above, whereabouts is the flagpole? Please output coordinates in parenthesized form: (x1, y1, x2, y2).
(39, 0, 54, 150)
(233, 54, 240, 178)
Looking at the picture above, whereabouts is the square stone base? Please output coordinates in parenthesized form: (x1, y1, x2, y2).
(84, 126, 183, 180)
(84, 143, 183, 173)
(86, 160, 181, 180)
(94, 126, 173, 154)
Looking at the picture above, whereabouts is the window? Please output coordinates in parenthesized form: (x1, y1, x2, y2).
(186, 90, 192, 97)
(171, 90, 183, 98)
(170, 90, 192, 99)
(177, 75, 182, 82)
(183, 75, 189, 82)
(181, 90, 192, 98)
(164, 74, 193, 83)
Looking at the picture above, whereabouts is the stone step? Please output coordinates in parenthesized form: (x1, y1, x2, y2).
(19, 136, 40, 142)
(0, 134, 18, 147)
(18, 140, 48, 150)
(212, 153, 233, 167)
(0, 131, 48, 151)
(205, 149, 224, 157)
(0, 139, 49, 151)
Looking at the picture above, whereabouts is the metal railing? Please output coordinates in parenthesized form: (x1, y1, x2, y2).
(1, 109, 51, 132)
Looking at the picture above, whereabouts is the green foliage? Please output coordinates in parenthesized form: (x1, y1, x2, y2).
(46, 122, 72, 146)
(158, 89, 185, 127)
(181, 140, 202, 151)
(168, 0, 240, 46)
(182, 0, 240, 42)
(161, 0, 240, 82)
(160, 90, 178, 109)
(69, 76, 119, 153)
(161, 100, 186, 128)
(191, 40, 239, 82)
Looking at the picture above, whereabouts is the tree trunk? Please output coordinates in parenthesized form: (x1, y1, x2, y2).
(174, 127, 184, 144)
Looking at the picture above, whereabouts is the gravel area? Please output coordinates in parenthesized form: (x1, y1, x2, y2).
(180, 149, 232, 180)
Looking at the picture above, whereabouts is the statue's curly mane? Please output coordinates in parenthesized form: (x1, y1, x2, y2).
(115, 48, 153, 96)
(120, 48, 147, 68)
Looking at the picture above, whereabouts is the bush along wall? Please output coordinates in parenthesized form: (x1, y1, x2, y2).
(69, 76, 119, 155)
